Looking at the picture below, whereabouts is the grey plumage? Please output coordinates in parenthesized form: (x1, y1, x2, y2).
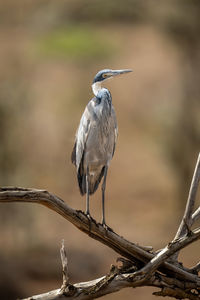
(72, 90, 117, 195)
(71, 69, 132, 226)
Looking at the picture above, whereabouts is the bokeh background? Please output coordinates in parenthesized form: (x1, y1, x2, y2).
(0, 0, 200, 299)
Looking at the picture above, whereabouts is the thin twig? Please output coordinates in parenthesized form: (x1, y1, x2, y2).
(174, 153, 200, 240)
(60, 240, 69, 290)
(192, 206, 200, 224)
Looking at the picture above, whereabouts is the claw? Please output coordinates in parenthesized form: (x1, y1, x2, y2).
(86, 212, 92, 231)
(102, 222, 108, 230)
(101, 222, 113, 232)
(86, 211, 92, 221)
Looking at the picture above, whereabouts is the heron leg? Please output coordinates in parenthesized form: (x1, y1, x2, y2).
(86, 167, 91, 218)
(101, 166, 108, 226)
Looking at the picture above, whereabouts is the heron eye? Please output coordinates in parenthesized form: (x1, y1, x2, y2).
(102, 74, 108, 78)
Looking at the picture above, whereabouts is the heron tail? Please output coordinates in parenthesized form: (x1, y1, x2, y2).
(78, 166, 105, 196)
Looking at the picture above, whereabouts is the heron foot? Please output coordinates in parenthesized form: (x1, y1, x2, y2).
(86, 212, 92, 221)
(102, 222, 108, 230)
(101, 222, 114, 232)
(85, 212, 92, 231)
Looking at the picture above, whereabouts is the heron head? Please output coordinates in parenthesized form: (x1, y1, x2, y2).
(93, 69, 132, 84)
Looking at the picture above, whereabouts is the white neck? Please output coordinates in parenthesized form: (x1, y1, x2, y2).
(92, 82, 102, 96)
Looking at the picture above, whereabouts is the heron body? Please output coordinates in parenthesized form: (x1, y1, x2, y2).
(72, 69, 132, 226)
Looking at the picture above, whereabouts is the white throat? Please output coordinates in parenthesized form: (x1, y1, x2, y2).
(92, 82, 102, 96)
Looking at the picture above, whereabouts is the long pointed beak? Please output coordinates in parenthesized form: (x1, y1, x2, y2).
(112, 69, 133, 77)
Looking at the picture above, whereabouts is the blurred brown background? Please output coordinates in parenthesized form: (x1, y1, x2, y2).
(0, 0, 200, 299)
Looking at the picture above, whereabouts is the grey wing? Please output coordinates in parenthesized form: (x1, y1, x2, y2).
(111, 106, 118, 156)
(71, 103, 91, 170)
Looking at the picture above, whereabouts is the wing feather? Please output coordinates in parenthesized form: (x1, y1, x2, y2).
(111, 107, 118, 156)
(71, 103, 91, 170)
(71, 102, 93, 195)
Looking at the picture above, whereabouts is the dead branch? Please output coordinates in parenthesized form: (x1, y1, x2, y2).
(60, 240, 70, 291)
(171, 153, 200, 261)
(21, 271, 200, 300)
(0, 153, 200, 299)
(21, 243, 200, 300)
(0, 187, 199, 282)
(174, 153, 200, 241)
(0, 186, 200, 299)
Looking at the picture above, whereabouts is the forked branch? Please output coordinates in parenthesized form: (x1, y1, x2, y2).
(174, 153, 200, 240)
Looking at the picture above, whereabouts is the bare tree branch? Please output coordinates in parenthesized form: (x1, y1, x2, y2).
(22, 263, 200, 300)
(60, 240, 70, 291)
(170, 153, 200, 262)
(0, 187, 199, 283)
(1, 183, 200, 299)
(174, 153, 200, 240)
(0, 187, 152, 263)
(22, 268, 144, 300)
(133, 227, 200, 280)
(192, 206, 200, 224)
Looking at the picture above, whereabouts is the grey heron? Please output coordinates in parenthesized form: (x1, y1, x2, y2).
(71, 68, 132, 227)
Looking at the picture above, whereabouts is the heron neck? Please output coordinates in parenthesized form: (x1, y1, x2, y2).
(92, 82, 102, 96)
